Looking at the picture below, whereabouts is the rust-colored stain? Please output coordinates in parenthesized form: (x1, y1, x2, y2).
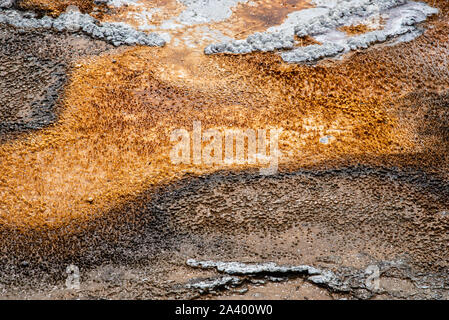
(338, 23, 381, 36)
(100, 0, 184, 28)
(294, 35, 321, 47)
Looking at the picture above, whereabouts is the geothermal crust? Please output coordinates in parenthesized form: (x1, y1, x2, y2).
(204, 0, 438, 63)
(0, 6, 166, 47)
(0, 0, 15, 9)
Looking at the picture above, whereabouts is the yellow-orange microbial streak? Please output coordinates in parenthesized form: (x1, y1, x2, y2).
(18, 0, 96, 15)
(338, 23, 382, 36)
(0, 1, 449, 231)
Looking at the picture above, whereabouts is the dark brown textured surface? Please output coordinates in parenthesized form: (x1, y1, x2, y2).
(0, 26, 112, 142)
(2, 167, 449, 299)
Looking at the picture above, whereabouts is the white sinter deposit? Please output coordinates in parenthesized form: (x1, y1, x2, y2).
(177, 0, 248, 24)
(204, 0, 439, 63)
(93, 0, 142, 7)
(0, 5, 166, 47)
(0, 0, 15, 9)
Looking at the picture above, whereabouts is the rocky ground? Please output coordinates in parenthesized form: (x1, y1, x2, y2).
(0, 25, 112, 142)
(0, 0, 448, 300)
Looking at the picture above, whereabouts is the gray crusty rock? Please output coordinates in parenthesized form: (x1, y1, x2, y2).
(186, 259, 323, 276)
(186, 259, 347, 293)
(204, 31, 294, 55)
(0, 7, 166, 47)
(292, 0, 407, 37)
(186, 258, 449, 299)
(280, 43, 345, 64)
(185, 276, 243, 292)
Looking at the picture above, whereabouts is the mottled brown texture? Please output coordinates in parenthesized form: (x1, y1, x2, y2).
(18, 0, 95, 16)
